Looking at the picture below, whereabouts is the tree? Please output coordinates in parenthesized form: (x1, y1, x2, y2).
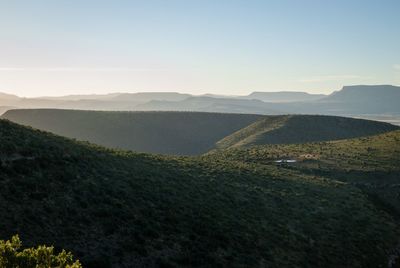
(0, 235, 81, 268)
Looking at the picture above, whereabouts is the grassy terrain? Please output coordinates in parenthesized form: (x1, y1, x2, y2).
(209, 130, 400, 225)
(2, 110, 262, 155)
(211, 130, 400, 171)
(216, 114, 399, 150)
(1, 119, 399, 267)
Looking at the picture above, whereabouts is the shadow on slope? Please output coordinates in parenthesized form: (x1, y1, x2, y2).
(2, 110, 263, 155)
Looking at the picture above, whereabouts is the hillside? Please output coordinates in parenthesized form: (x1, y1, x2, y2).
(210, 130, 400, 172)
(0, 119, 399, 267)
(4, 110, 397, 156)
(2, 110, 263, 155)
(208, 130, 400, 220)
(216, 115, 399, 150)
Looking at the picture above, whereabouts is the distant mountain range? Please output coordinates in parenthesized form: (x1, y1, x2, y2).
(239, 91, 326, 102)
(0, 92, 20, 100)
(0, 92, 192, 111)
(1, 85, 399, 119)
(282, 85, 400, 115)
(135, 96, 282, 114)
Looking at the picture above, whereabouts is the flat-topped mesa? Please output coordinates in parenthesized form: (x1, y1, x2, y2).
(322, 84, 400, 102)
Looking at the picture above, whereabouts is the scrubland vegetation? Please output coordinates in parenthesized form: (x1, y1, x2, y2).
(1, 117, 400, 267)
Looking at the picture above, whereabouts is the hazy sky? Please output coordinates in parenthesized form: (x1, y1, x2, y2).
(0, 0, 399, 97)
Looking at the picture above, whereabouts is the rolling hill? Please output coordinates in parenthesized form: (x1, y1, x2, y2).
(2, 110, 263, 155)
(0, 118, 399, 267)
(3, 110, 398, 156)
(216, 115, 399, 150)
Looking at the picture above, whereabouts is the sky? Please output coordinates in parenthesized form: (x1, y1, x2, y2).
(0, 0, 399, 97)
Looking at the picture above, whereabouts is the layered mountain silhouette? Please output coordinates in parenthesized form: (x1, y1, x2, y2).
(1, 85, 399, 118)
(289, 85, 400, 115)
(138, 85, 400, 116)
(239, 91, 326, 102)
(0, 92, 192, 112)
(135, 96, 282, 114)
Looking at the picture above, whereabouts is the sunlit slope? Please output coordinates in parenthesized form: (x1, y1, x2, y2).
(2, 109, 262, 155)
(216, 114, 399, 150)
(212, 130, 400, 171)
(0, 119, 398, 267)
(209, 130, 400, 223)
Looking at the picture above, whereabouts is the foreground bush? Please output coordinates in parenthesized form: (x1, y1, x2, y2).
(0, 235, 81, 268)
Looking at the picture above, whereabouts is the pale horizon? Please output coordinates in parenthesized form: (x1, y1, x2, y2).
(1, 0, 399, 97)
(2, 84, 397, 99)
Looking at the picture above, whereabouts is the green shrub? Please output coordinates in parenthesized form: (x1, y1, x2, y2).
(0, 235, 81, 268)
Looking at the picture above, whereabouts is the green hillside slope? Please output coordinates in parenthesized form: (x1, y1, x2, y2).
(216, 115, 399, 149)
(2, 110, 263, 155)
(3, 110, 397, 156)
(1, 119, 398, 267)
(209, 130, 400, 232)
